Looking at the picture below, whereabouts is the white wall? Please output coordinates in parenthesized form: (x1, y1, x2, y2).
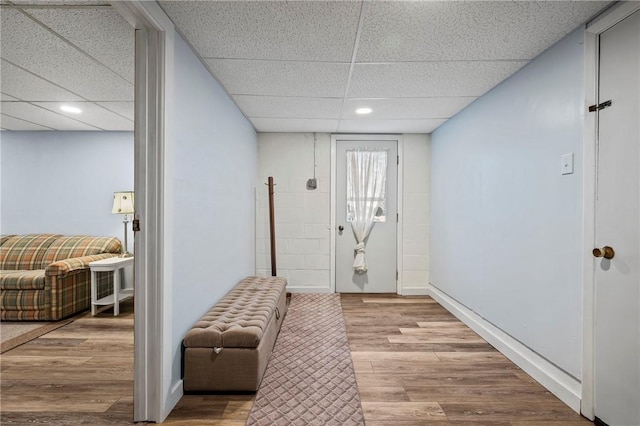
(430, 28, 585, 379)
(168, 32, 257, 410)
(256, 132, 430, 293)
(0, 131, 134, 251)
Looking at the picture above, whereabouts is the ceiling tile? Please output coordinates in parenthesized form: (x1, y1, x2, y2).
(349, 61, 528, 98)
(33, 101, 133, 131)
(26, 7, 134, 83)
(342, 97, 477, 120)
(358, 1, 611, 62)
(1, 113, 53, 131)
(338, 118, 447, 134)
(1, 59, 84, 101)
(1, 102, 99, 130)
(250, 118, 339, 133)
(1, 9, 133, 101)
(95, 101, 134, 121)
(159, 1, 361, 62)
(234, 96, 342, 119)
(0, 93, 19, 101)
(205, 59, 350, 98)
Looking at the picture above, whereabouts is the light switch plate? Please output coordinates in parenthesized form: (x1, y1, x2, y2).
(561, 153, 574, 175)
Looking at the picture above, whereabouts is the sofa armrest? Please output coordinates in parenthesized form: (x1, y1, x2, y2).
(45, 253, 119, 277)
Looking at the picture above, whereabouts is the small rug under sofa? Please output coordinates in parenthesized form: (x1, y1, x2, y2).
(1, 318, 74, 353)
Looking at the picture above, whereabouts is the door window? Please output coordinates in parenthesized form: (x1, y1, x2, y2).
(345, 149, 388, 223)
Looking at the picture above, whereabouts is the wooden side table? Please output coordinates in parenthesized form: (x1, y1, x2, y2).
(89, 256, 134, 316)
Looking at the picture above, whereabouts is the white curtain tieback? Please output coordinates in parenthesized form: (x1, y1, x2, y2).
(353, 242, 367, 274)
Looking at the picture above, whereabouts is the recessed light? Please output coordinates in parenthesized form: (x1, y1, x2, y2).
(60, 105, 82, 114)
(355, 107, 372, 115)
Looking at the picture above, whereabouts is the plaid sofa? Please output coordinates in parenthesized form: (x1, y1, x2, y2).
(0, 234, 122, 321)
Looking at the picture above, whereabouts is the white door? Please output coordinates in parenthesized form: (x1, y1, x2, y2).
(593, 10, 640, 426)
(335, 139, 397, 293)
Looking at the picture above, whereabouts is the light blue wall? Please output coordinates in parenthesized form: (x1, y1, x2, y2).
(0, 131, 134, 251)
(169, 33, 257, 395)
(430, 28, 585, 378)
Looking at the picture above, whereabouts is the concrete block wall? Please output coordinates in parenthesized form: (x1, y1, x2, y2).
(256, 133, 332, 291)
(256, 132, 430, 294)
(401, 134, 430, 294)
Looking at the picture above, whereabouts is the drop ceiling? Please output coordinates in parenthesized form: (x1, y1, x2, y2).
(0, 1, 611, 133)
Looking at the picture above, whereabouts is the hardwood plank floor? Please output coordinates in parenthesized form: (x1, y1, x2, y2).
(1, 294, 593, 425)
(1, 299, 135, 425)
(342, 294, 591, 425)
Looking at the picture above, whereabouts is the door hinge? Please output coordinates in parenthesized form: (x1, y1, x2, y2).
(397, 213, 399, 222)
(132, 218, 141, 232)
(588, 100, 612, 112)
(396, 271, 399, 281)
(397, 155, 399, 165)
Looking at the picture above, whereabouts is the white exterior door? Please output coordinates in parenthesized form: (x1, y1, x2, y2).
(593, 10, 640, 426)
(335, 139, 397, 293)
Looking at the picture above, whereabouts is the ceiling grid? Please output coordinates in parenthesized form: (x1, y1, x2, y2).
(1, 0, 611, 133)
(0, 0, 134, 131)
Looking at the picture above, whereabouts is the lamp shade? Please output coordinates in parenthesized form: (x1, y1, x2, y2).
(112, 191, 135, 215)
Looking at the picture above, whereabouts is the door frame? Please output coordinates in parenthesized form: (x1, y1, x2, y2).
(330, 134, 404, 294)
(110, 1, 174, 422)
(581, 2, 640, 420)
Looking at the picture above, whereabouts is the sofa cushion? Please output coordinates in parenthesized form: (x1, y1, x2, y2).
(0, 234, 61, 271)
(0, 288, 47, 314)
(39, 236, 121, 269)
(0, 270, 46, 290)
(183, 276, 287, 349)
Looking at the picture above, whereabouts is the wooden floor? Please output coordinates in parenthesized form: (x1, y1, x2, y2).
(341, 294, 591, 425)
(1, 299, 135, 425)
(0, 295, 592, 425)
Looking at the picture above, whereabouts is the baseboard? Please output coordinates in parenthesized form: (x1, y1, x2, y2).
(287, 286, 428, 295)
(400, 287, 429, 296)
(427, 284, 582, 413)
(287, 286, 332, 294)
(163, 379, 183, 421)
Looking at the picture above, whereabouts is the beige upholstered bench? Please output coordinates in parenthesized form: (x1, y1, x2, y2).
(183, 276, 288, 392)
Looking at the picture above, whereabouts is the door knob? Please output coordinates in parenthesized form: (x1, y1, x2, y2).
(593, 246, 615, 259)
(338, 225, 344, 232)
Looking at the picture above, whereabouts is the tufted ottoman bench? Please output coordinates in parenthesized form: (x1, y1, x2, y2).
(182, 276, 288, 392)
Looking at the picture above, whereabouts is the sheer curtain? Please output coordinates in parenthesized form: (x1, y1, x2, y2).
(346, 149, 387, 273)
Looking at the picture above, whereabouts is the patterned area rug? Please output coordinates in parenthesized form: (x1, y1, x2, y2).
(246, 293, 365, 426)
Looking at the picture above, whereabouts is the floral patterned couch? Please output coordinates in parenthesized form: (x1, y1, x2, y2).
(0, 234, 121, 321)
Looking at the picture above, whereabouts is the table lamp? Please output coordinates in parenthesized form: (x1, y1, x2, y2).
(112, 191, 134, 257)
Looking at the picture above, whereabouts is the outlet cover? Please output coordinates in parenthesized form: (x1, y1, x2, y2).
(561, 153, 574, 175)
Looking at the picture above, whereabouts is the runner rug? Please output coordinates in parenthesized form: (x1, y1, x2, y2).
(246, 293, 365, 426)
